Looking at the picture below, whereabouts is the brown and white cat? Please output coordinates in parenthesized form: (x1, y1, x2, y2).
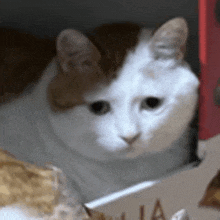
(0, 17, 199, 216)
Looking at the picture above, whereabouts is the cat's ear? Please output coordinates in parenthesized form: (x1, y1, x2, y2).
(56, 29, 101, 72)
(150, 17, 188, 60)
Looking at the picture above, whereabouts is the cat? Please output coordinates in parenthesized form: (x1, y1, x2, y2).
(0, 17, 199, 209)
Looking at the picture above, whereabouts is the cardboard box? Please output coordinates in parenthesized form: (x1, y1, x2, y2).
(86, 135, 220, 220)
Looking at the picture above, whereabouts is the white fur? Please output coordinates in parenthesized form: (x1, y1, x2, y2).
(0, 206, 42, 220)
(0, 28, 199, 206)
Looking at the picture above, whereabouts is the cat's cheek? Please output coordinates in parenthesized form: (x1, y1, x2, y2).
(136, 134, 166, 154)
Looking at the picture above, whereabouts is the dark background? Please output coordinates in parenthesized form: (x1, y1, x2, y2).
(0, 0, 199, 73)
(0, 0, 198, 36)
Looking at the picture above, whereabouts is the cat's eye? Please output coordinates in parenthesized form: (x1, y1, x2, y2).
(89, 101, 110, 115)
(141, 97, 163, 110)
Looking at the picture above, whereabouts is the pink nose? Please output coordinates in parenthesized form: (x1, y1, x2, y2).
(121, 133, 140, 145)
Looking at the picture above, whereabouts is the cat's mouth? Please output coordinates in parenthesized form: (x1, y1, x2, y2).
(116, 145, 134, 155)
(114, 144, 145, 159)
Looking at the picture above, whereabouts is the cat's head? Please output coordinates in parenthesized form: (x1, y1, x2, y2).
(46, 17, 199, 161)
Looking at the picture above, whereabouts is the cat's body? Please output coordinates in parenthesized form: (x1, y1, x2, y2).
(0, 17, 199, 206)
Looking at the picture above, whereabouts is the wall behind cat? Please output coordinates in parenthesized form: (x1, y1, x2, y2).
(0, 0, 197, 36)
(0, 0, 199, 75)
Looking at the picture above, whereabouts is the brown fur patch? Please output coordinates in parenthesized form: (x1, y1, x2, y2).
(48, 22, 141, 112)
(87, 22, 142, 73)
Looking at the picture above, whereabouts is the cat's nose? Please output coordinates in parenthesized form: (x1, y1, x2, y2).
(121, 133, 140, 145)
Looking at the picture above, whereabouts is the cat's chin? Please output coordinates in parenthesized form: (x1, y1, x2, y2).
(107, 153, 143, 161)
(106, 145, 150, 160)
(96, 139, 154, 160)
(117, 152, 144, 159)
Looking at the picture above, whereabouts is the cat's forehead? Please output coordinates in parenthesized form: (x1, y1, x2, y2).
(84, 42, 167, 102)
(87, 24, 175, 89)
(87, 23, 153, 74)
(83, 26, 157, 100)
